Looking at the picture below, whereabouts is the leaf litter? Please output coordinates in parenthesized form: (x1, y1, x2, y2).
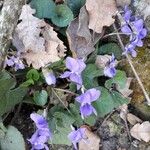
(13, 5, 66, 69)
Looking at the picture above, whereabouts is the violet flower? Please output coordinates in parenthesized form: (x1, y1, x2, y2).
(60, 57, 86, 90)
(121, 7, 147, 57)
(68, 127, 86, 149)
(45, 71, 56, 85)
(75, 88, 100, 118)
(6, 56, 25, 71)
(28, 113, 51, 150)
(104, 54, 116, 78)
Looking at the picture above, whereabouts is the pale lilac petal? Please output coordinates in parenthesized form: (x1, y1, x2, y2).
(66, 57, 80, 72)
(6, 58, 14, 66)
(121, 25, 131, 34)
(139, 28, 147, 39)
(70, 73, 82, 86)
(30, 113, 48, 129)
(60, 71, 71, 78)
(133, 19, 143, 31)
(76, 59, 86, 73)
(68, 128, 86, 149)
(80, 104, 96, 117)
(45, 72, 56, 85)
(88, 88, 101, 102)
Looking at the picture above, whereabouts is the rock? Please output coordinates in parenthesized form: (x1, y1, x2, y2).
(133, 0, 150, 32)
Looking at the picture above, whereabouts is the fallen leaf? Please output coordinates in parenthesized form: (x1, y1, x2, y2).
(13, 5, 66, 69)
(13, 4, 46, 53)
(134, 0, 150, 20)
(95, 55, 112, 68)
(85, 0, 117, 33)
(130, 121, 150, 142)
(116, 0, 131, 7)
(79, 126, 100, 150)
(119, 104, 128, 121)
(66, 6, 102, 59)
(127, 113, 142, 125)
(118, 78, 133, 98)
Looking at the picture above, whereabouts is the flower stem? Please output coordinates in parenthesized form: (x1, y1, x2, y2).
(113, 23, 150, 105)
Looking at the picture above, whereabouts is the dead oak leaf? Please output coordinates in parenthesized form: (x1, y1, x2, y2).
(130, 121, 150, 142)
(79, 126, 100, 150)
(85, 0, 117, 33)
(66, 6, 102, 59)
(13, 5, 66, 69)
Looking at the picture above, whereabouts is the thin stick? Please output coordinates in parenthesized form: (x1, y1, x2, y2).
(113, 23, 150, 105)
(103, 32, 131, 39)
(51, 88, 72, 114)
(53, 88, 77, 96)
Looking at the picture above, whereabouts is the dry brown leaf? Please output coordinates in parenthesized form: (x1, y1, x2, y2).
(66, 6, 101, 59)
(116, 0, 131, 7)
(13, 4, 46, 53)
(119, 104, 128, 121)
(130, 121, 150, 142)
(85, 0, 117, 33)
(127, 113, 142, 125)
(13, 5, 66, 69)
(95, 55, 112, 68)
(119, 78, 133, 99)
(79, 126, 100, 150)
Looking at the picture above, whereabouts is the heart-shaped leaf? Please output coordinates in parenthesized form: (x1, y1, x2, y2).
(51, 4, 74, 27)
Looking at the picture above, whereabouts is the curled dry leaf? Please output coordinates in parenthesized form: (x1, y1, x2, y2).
(95, 55, 112, 68)
(118, 78, 133, 99)
(116, 0, 131, 7)
(130, 121, 150, 142)
(119, 104, 128, 121)
(79, 126, 100, 150)
(13, 4, 66, 69)
(85, 0, 117, 33)
(66, 6, 102, 59)
(127, 113, 142, 125)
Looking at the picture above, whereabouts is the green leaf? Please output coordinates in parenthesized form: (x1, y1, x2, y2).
(84, 115, 97, 126)
(0, 71, 27, 116)
(98, 43, 122, 60)
(105, 70, 127, 89)
(0, 126, 25, 150)
(21, 79, 34, 87)
(51, 4, 74, 27)
(69, 83, 76, 92)
(93, 87, 129, 117)
(33, 90, 48, 106)
(30, 0, 56, 19)
(51, 125, 72, 145)
(69, 103, 83, 127)
(26, 69, 40, 81)
(50, 111, 75, 145)
(66, 0, 86, 16)
(82, 64, 103, 89)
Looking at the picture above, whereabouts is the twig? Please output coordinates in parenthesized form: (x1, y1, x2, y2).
(103, 32, 131, 39)
(53, 88, 78, 96)
(100, 109, 116, 127)
(51, 88, 72, 114)
(113, 23, 150, 105)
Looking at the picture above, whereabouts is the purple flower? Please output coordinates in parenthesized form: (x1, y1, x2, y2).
(45, 71, 56, 85)
(68, 127, 86, 149)
(104, 54, 116, 78)
(28, 113, 51, 150)
(75, 88, 100, 118)
(121, 7, 147, 57)
(6, 56, 25, 71)
(60, 57, 86, 90)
